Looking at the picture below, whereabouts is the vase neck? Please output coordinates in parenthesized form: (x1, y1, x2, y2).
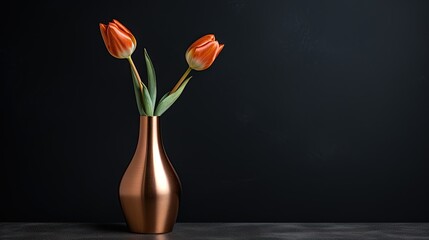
(137, 116, 163, 148)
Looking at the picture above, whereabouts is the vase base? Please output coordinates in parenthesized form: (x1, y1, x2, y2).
(127, 226, 174, 234)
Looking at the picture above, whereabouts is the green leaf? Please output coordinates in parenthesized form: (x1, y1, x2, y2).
(144, 48, 156, 110)
(158, 92, 169, 104)
(130, 66, 147, 116)
(155, 77, 192, 116)
(142, 84, 154, 116)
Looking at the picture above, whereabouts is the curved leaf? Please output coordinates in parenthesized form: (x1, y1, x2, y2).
(144, 48, 157, 110)
(142, 84, 153, 116)
(154, 77, 192, 116)
(158, 92, 169, 104)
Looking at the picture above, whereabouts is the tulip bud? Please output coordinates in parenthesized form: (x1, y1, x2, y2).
(185, 34, 224, 71)
(99, 19, 137, 59)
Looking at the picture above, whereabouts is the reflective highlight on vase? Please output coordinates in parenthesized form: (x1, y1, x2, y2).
(119, 116, 181, 234)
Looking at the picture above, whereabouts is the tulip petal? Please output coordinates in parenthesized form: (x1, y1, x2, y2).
(185, 48, 199, 69)
(188, 41, 219, 71)
(99, 24, 109, 49)
(187, 34, 215, 50)
(106, 24, 136, 58)
(112, 19, 132, 35)
(216, 44, 225, 58)
(112, 19, 137, 46)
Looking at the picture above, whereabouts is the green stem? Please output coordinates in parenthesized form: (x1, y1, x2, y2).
(127, 57, 144, 91)
(170, 67, 192, 94)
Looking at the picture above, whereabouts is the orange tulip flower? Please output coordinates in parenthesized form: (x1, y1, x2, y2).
(185, 34, 224, 71)
(170, 34, 224, 94)
(99, 19, 137, 59)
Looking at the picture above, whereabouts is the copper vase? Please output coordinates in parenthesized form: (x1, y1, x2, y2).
(119, 116, 181, 234)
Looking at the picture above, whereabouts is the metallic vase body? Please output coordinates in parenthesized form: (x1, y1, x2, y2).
(119, 116, 181, 234)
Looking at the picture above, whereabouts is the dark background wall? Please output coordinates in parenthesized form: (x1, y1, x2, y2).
(2, 0, 428, 222)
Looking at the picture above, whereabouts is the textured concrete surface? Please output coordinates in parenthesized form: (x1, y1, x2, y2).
(1, 222, 429, 239)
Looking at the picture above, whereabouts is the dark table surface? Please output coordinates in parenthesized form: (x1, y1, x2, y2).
(1, 222, 429, 240)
